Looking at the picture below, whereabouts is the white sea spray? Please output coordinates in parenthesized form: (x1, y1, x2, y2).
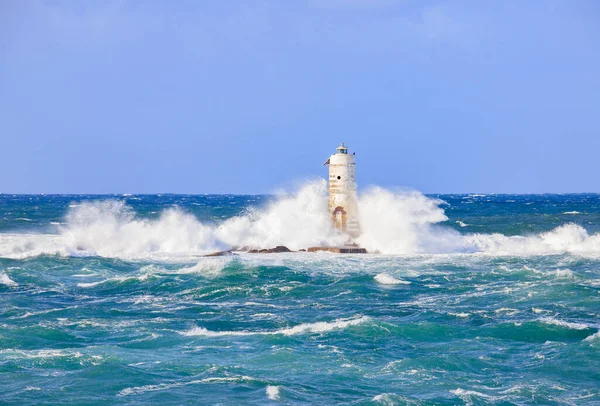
(4, 181, 600, 259)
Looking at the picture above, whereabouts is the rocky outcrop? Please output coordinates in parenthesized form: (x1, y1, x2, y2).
(248, 246, 292, 254)
(203, 250, 236, 257)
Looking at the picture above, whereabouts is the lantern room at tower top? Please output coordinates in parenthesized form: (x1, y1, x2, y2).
(336, 143, 348, 154)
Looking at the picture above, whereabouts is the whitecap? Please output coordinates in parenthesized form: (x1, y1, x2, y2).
(77, 281, 104, 288)
(539, 317, 591, 330)
(266, 385, 280, 400)
(77, 273, 156, 288)
(0, 273, 17, 286)
(0, 349, 83, 359)
(563, 211, 581, 215)
(182, 316, 370, 337)
(9, 306, 78, 319)
(373, 393, 394, 403)
(119, 381, 192, 397)
(374, 273, 410, 285)
(495, 308, 519, 315)
(200, 376, 257, 383)
(451, 388, 495, 401)
(173, 259, 231, 276)
(449, 312, 470, 318)
(584, 331, 600, 342)
(552, 269, 574, 278)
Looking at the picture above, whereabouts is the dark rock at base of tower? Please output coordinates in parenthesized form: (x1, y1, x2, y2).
(248, 245, 292, 254)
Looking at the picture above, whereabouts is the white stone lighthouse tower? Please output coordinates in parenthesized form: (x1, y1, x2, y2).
(324, 143, 360, 238)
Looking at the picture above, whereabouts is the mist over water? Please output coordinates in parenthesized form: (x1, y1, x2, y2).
(1, 184, 600, 404)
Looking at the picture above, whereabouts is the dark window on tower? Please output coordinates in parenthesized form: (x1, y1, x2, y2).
(337, 176, 341, 180)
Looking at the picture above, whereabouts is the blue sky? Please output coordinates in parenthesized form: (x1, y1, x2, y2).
(1, 0, 599, 194)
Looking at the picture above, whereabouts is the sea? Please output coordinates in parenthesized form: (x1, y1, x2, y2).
(1, 181, 599, 405)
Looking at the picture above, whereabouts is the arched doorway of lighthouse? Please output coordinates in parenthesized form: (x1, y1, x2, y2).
(332, 206, 347, 232)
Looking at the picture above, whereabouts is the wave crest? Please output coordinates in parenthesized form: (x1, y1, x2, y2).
(182, 316, 370, 337)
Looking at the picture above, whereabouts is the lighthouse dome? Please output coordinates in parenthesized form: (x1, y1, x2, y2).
(336, 143, 348, 154)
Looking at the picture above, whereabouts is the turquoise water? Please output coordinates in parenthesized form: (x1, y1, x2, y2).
(1, 191, 599, 404)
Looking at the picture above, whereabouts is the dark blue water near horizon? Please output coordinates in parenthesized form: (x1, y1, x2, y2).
(1, 192, 599, 404)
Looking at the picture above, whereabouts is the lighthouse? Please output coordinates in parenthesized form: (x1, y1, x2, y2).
(323, 143, 360, 238)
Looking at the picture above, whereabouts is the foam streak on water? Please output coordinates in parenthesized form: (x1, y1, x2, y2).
(1, 187, 600, 404)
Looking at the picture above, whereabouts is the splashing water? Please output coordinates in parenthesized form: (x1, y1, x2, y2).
(3, 180, 600, 260)
(356, 187, 464, 254)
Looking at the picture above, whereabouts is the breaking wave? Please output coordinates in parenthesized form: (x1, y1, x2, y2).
(2, 180, 600, 259)
(538, 317, 593, 331)
(76, 273, 156, 288)
(374, 273, 410, 285)
(0, 272, 17, 286)
(181, 316, 370, 337)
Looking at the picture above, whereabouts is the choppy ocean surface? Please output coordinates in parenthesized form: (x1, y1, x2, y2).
(1, 184, 599, 405)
